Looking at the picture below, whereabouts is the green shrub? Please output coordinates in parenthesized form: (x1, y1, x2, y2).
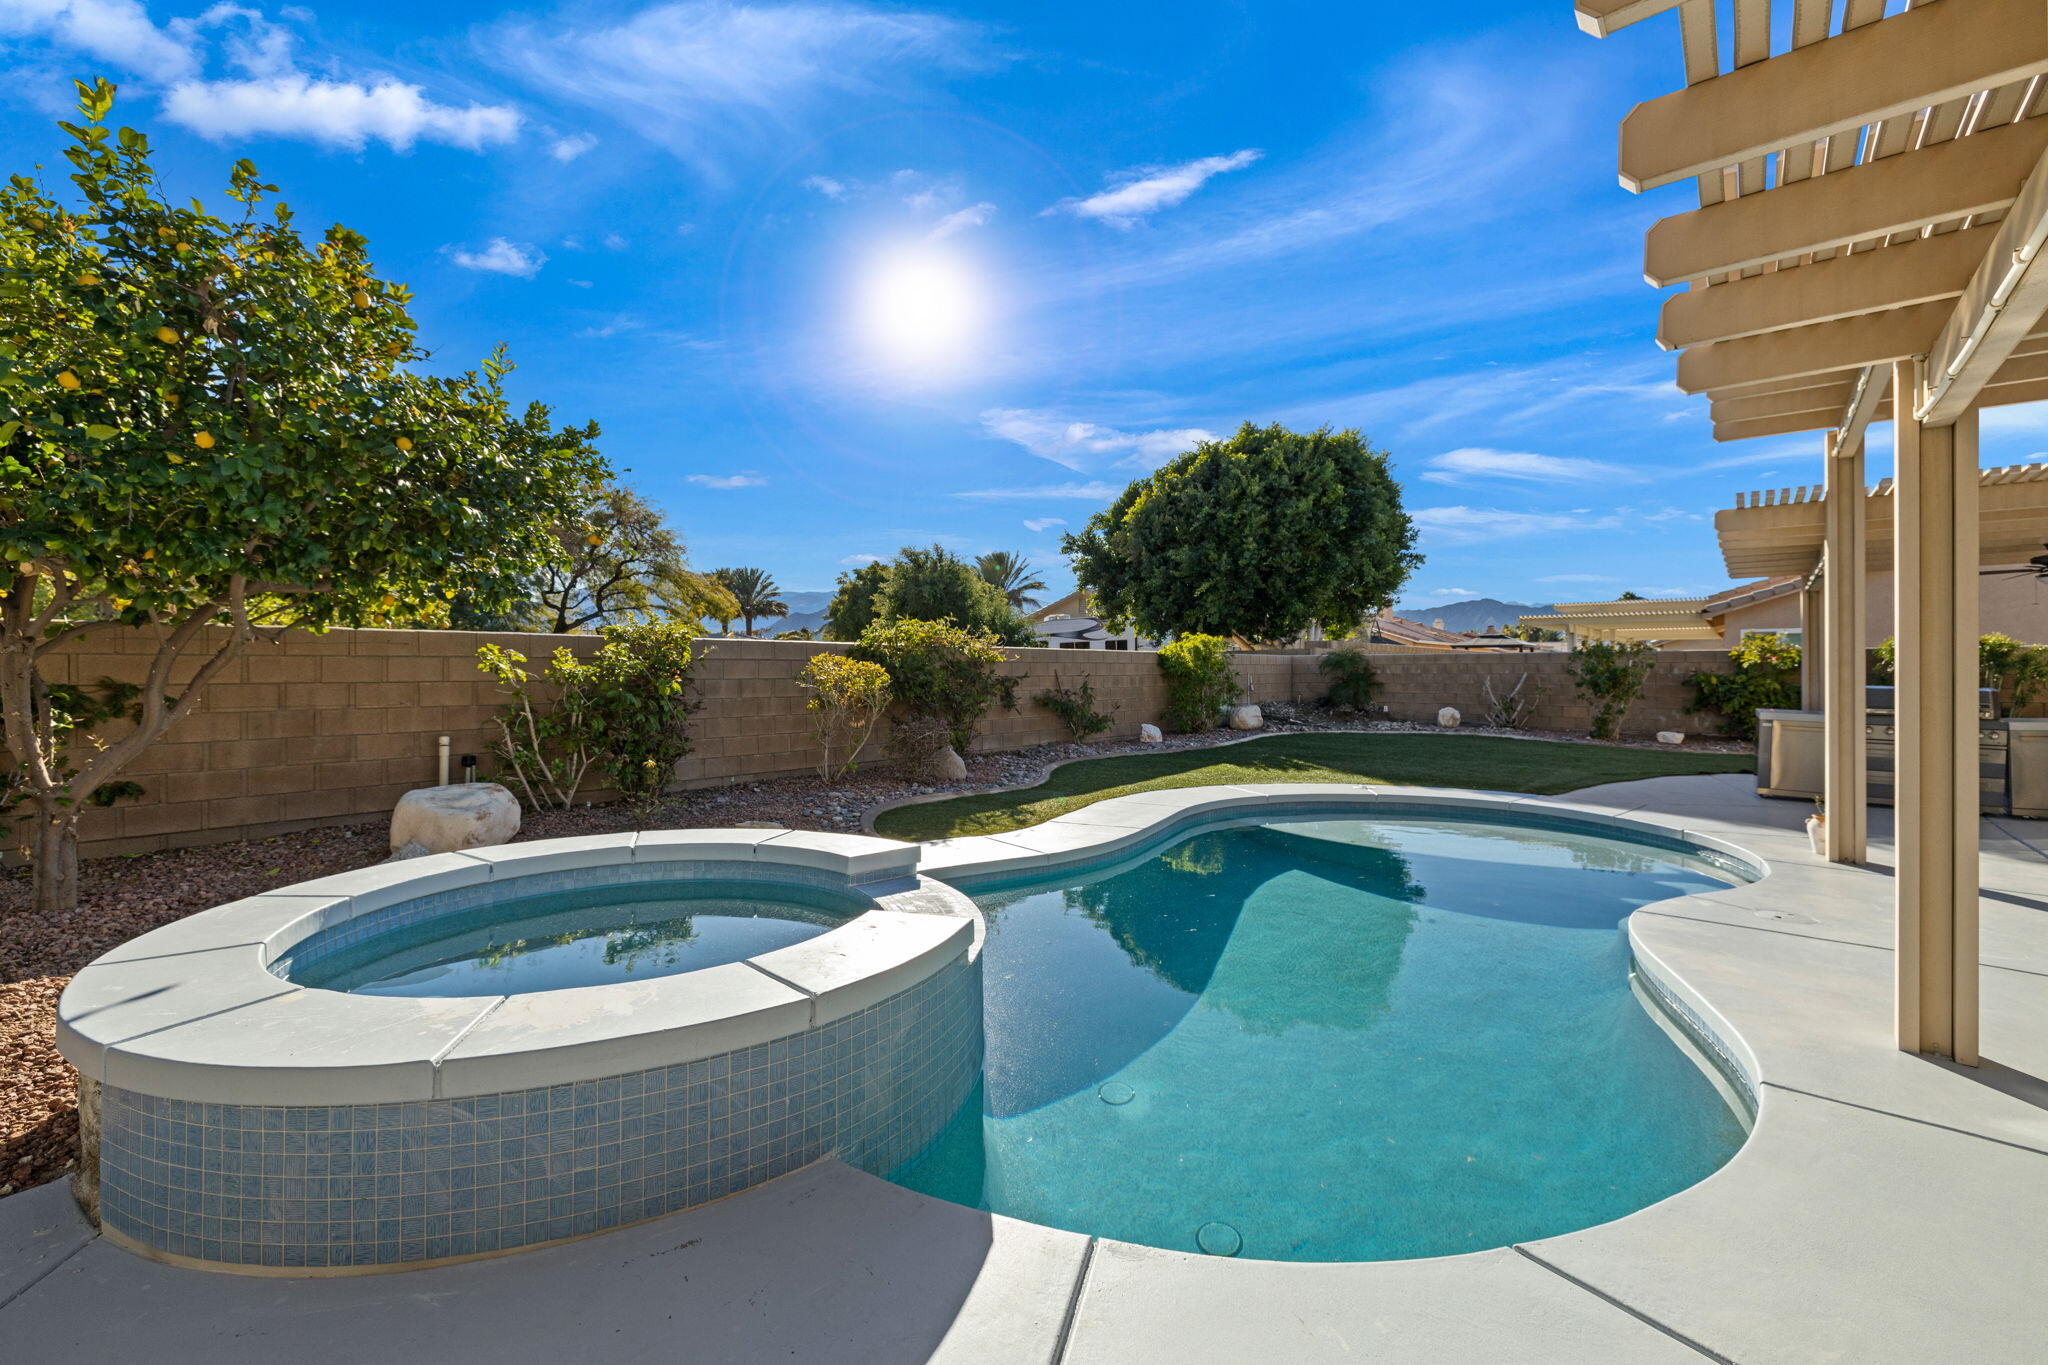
(1157, 634, 1239, 732)
(797, 653, 892, 778)
(852, 618, 1018, 751)
(1037, 672, 1116, 739)
(1565, 639, 1657, 740)
(478, 623, 701, 819)
(1317, 646, 1380, 710)
(1686, 634, 1800, 740)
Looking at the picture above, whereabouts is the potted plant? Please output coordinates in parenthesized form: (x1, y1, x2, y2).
(1806, 797, 1826, 856)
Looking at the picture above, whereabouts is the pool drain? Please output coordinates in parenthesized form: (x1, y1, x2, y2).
(1097, 1081, 1135, 1105)
(1195, 1221, 1243, 1257)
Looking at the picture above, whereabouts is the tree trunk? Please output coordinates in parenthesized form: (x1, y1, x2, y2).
(31, 803, 79, 916)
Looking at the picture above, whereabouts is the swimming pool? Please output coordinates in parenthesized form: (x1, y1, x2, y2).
(894, 809, 1753, 1262)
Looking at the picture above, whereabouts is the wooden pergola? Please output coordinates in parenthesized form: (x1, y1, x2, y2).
(1577, 0, 2048, 1064)
(1517, 598, 1726, 641)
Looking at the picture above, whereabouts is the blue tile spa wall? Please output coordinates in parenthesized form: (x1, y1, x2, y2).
(92, 955, 982, 1271)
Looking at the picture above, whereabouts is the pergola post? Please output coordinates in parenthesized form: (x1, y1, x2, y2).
(1799, 570, 1825, 711)
(1891, 358, 1980, 1064)
(1823, 429, 1867, 863)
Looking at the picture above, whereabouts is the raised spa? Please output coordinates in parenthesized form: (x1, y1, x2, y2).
(56, 830, 983, 1273)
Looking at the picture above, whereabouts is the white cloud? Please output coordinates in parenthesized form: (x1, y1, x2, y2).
(1537, 572, 1614, 585)
(928, 202, 994, 240)
(1420, 447, 1639, 486)
(980, 407, 1210, 474)
(953, 482, 1121, 502)
(566, 278, 594, 288)
(838, 552, 881, 566)
(602, 231, 628, 250)
(164, 74, 520, 151)
(1420, 586, 1475, 598)
(448, 237, 546, 277)
(1410, 506, 1622, 546)
(803, 174, 848, 198)
(550, 132, 598, 161)
(1051, 149, 1262, 228)
(485, 2, 991, 172)
(1022, 516, 1065, 533)
(0, 0, 196, 80)
(687, 472, 767, 489)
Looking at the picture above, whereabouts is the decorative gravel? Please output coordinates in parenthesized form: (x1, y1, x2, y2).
(0, 715, 1749, 1199)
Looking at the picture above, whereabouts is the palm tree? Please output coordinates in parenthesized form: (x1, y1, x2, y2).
(976, 551, 1047, 611)
(712, 566, 789, 636)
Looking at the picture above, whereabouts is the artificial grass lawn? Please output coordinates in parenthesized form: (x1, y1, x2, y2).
(873, 731, 1756, 842)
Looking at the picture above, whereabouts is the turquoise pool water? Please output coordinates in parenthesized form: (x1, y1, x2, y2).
(288, 880, 866, 998)
(891, 812, 1751, 1262)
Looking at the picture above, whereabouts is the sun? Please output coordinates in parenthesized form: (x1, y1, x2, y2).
(851, 241, 986, 380)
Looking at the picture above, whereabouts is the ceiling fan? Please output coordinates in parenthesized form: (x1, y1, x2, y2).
(1981, 545, 2048, 579)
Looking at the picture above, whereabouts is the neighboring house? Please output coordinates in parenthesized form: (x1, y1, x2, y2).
(1026, 589, 1157, 650)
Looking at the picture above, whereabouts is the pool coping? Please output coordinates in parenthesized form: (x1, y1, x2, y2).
(55, 828, 983, 1107)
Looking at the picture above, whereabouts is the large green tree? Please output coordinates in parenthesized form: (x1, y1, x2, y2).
(876, 544, 1037, 646)
(1064, 423, 1420, 643)
(529, 479, 700, 632)
(0, 80, 606, 912)
(823, 560, 889, 641)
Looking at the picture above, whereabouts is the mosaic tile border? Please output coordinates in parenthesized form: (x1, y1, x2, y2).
(1630, 952, 1758, 1118)
(92, 955, 982, 1272)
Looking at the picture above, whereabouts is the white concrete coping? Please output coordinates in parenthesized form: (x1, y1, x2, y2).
(915, 784, 1768, 888)
(56, 829, 975, 1106)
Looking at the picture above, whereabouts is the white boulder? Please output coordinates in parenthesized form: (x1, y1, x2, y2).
(1138, 723, 1163, 743)
(1227, 704, 1264, 731)
(1656, 730, 1686, 746)
(930, 745, 969, 782)
(390, 782, 519, 856)
(1437, 707, 1462, 728)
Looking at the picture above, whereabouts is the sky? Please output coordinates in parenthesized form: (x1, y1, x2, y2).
(7, 0, 2046, 612)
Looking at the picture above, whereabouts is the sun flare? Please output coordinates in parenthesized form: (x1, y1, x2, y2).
(851, 241, 985, 379)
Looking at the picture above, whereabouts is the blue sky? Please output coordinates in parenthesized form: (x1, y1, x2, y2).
(7, 0, 2044, 610)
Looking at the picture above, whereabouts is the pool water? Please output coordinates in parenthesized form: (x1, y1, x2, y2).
(890, 814, 1751, 1262)
(287, 880, 866, 998)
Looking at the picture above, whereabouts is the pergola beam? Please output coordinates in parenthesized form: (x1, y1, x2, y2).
(1645, 117, 2048, 285)
(1659, 226, 1994, 350)
(1677, 300, 1953, 392)
(1574, 0, 1690, 38)
(1620, 0, 2048, 191)
(1920, 138, 2048, 424)
(1713, 370, 2048, 440)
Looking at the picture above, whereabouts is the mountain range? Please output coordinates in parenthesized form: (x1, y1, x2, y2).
(1396, 598, 1554, 634)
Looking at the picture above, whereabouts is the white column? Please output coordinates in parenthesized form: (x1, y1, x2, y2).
(1823, 429, 1868, 864)
(1891, 358, 1980, 1064)
(1800, 573, 1825, 711)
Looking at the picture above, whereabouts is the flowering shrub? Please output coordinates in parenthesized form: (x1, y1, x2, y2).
(797, 653, 892, 778)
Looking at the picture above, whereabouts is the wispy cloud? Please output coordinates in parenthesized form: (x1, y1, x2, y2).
(838, 552, 882, 566)
(550, 132, 598, 162)
(803, 173, 848, 199)
(980, 408, 1209, 474)
(1537, 572, 1615, 585)
(1051, 149, 1262, 228)
(0, 0, 197, 81)
(1420, 447, 1639, 486)
(952, 482, 1120, 502)
(448, 238, 546, 277)
(687, 472, 767, 489)
(1022, 516, 1065, 533)
(928, 202, 994, 240)
(1410, 506, 1622, 546)
(483, 2, 994, 175)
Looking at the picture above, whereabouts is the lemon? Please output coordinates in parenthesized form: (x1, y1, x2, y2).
(352, 290, 371, 308)
(194, 431, 215, 450)
(56, 370, 81, 390)
(396, 436, 412, 451)
(75, 273, 99, 287)
(175, 242, 191, 252)
(155, 326, 178, 343)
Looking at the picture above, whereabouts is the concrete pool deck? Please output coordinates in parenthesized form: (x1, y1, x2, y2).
(4, 773, 2046, 1362)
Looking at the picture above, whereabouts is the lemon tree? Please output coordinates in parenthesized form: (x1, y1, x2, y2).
(0, 80, 606, 912)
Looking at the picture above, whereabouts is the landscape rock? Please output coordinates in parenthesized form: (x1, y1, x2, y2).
(1656, 730, 1686, 746)
(736, 819, 787, 829)
(389, 782, 520, 855)
(1139, 723, 1163, 743)
(930, 746, 969, 782)
(1437, 707, 1461, 728)
(1227, 704, 1264, 731)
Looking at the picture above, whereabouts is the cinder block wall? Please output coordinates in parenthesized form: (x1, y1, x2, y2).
(36, 630, 1729, 859)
